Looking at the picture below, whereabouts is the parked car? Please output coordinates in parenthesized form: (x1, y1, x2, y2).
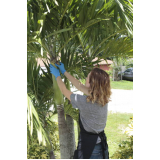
(118, 68, 133, 81)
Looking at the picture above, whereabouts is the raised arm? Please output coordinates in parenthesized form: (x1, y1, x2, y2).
(49, 64, 73, 101)
(55, 62, 89, 96)
(64, 71, 89, 95)
(56, 76, 73, 101)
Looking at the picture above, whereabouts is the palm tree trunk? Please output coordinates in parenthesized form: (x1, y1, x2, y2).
(65, 79, 76, 158)
(51, 73, 74, 158)
(57, 104, 71, 158)
(66, 115, 75, 158)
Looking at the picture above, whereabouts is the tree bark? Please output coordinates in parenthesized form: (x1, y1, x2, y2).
(57, 104, 71, 159)
(51, 71, 72, 158)
(51, 61, 75, 159)
(65, 79, 76, 158)
(66, 115, 76, 158)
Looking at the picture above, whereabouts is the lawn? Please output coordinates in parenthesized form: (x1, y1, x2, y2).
(80, 79, 133, 90)
(105, 112, 133, 157)
(51, 112, 133, 158)
(110, 80, 133, 90)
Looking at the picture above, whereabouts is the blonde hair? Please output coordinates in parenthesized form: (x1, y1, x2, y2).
(86, 67, 112, 106)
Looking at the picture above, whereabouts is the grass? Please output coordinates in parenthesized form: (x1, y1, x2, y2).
(110, 80, 133, 90)
(51, 112, 133, 158)
(105, 112, 133, 157)
(80, 78, 133, 90)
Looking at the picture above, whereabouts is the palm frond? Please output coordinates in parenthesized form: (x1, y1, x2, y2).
(27, 94, 49, 146)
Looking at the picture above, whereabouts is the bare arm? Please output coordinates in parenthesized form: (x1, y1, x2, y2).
(57, 76, 73, 101)
(64, 71, 89, 95)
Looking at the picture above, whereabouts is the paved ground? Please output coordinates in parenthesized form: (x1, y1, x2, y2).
(71, 87, 133, 113)
(108, 89, 133, 113)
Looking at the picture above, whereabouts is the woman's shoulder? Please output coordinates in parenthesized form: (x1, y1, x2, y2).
(72, 93, 87, 99)
(71, 93, 87, 98)
(70, 93, 87, 102)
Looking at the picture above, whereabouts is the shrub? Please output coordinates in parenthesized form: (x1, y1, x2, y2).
(111, 117, 133, 159)
(27, 139, 50, 159)
(125, 59, 133, 69)
(111, 136, 133, 159)
(106, 69, 113, 78)
(125, 117, 133, 137)
(27, 121, 60, 159)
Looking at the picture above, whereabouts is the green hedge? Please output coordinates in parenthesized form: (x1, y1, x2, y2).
(111, 136, 133, 159)
(111, 117, 133, 159)
(27, 121, 60, 159)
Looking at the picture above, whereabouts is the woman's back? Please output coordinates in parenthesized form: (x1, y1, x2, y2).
(70, 94, 108, 134)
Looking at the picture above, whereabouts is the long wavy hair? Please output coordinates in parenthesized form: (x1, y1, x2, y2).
(86, 67, 112, 106)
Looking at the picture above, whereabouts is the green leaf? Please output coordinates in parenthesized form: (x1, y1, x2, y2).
(43, 28, 72, 40)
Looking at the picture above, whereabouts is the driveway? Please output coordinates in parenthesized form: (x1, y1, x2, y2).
(71, 87, 133, 113)
(108, 89, 133, 113)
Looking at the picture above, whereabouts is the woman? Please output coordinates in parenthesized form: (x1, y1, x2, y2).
(50, 62, 111, 159)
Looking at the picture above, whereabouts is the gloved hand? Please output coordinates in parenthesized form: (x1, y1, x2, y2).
(55, 62, 66, 74)
(49, 64, 60, 79)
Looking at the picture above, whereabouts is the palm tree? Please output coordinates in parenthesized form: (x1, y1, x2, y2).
(27, 93, 50, 147)
(27, 58, 57, 158)
(27, 0, 133, 158)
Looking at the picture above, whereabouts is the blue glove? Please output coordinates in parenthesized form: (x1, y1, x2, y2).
(49, 64, 60, 79)
(55, 62, 66, 74)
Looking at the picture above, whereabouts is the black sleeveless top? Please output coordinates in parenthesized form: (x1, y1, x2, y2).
(73, 114, 109, 159)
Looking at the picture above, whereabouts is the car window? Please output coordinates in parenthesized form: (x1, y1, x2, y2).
(125, 69, 131, 72)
